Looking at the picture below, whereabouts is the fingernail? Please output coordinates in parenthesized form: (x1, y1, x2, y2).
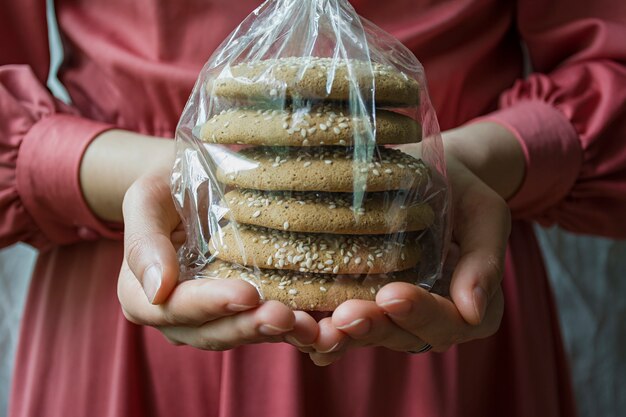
(379, 299, 412, 316)
(285, 335, 310, 348)
(473, 286, 488, 323)
(227, 303, 256, 312)
(317, 341, 343, 354)
(143, 264, 162, 304)
(259, 324, 293, 336)
(336, 318, 370, 336)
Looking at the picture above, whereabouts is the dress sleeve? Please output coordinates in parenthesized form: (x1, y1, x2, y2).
(0, 1, 120, 251)
(476, 0, 626, 239)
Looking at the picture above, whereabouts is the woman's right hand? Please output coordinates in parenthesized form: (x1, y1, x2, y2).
(117, 171, 319, 350)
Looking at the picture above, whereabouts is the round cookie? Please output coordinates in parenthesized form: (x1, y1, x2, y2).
(209, 224, 420, 275)
(208, 57, 420, 106)
(199, 105, 421, 146)
(224, 189, 434, 234)
(215, 146, 429, 192)
(201, 259, 417, 311)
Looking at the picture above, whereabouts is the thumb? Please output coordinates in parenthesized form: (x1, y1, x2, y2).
(449, 165, 510, 325)
(123, 174, 181, 304)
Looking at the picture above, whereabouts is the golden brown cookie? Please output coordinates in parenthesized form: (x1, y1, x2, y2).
(201, 259, 417, 311)
(215, 146, 429, 192)
(199, 105, 421, 146)
(209, 224, 420, 275)
(208, 57, 420, 106)
(224, 189, 434, 234)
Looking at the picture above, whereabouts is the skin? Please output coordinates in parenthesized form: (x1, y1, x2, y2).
(79, 121, 524, 360)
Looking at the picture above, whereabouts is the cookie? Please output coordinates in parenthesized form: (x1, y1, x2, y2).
(224, 189, 434, 234)
(214, 146, 429, 192)
(209, 224, 420, 275)
(208, 57, 420, 106)
(199, 105, 421, 146)
(201, 259, 417, 311)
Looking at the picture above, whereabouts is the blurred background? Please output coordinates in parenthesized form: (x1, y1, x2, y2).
(1, 1, 624, 416)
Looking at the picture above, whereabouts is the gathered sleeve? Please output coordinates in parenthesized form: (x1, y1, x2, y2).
(478, 0, 626, 238)
(0, 1, 119, 251)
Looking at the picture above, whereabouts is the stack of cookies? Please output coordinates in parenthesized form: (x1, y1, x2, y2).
(198, 57, 434, 311)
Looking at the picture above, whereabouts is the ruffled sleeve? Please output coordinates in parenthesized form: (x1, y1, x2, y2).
(478, 0, 626, 238)
(0, 1, 120, 250)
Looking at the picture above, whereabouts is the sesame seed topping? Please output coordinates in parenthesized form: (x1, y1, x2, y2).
(252, 210, 261, 218)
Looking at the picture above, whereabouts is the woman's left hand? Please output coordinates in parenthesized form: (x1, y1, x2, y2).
(309, 123, 522, 365)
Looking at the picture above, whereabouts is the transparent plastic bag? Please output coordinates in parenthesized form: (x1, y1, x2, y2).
(172, 0, 450, 311)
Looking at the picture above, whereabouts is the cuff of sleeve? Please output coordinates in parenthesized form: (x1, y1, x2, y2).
(16, 114, 122, 245)
(472, 100, 582, 219)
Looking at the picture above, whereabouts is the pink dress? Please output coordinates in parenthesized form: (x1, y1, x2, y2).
(2, 1, 625, 416)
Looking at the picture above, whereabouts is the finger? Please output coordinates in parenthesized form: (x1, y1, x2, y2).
(450, 175, 510, 325)
(119, 261, 260, 326)
(377, 282, 503, 349)
(123, 174, 181, 304)
(332, 300, 426, 352)
(161, 301, 295, 351)
(309, 317, 350, 366)
(284, 311, 319, 351)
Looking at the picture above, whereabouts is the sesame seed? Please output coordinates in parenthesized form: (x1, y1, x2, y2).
(325, 259, 334, 265)
(370, 287, 376, 294)
(300, 129, 307, 138)
(283, 221, 290, 230)
(319, 286, 327, 292)
(224, 121, 230, 128)
(324, 160, 333, 164)
(354, 257, 362, 265)
(333, 127, 341, 135)
(372, 169, 380, 176)
(384, 169, 393, 174)
(332, 265, 340, 274)
(252, 210, 261, 218)
(367, 260, 374, 268)
(319, 123, 328, 131)
(282, 122, 289, 129)
(288, 289, 298, 295)
(338, 139, 347, 145)
(338, 122, 349, 129)
(267, 256, 273, 265)
(303, 161, 312, 167)
(269, 88, 278, 96)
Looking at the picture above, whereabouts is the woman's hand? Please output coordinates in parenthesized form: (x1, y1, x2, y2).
(308, 122, 523, 365)
(80, 130, 319, 350)
(117, 171, 319, 350)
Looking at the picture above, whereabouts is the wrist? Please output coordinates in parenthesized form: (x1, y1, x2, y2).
(442, 122, 525, 200)
(80, 130, 175, 222)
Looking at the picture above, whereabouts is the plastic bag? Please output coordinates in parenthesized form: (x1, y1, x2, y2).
(172, 0, 450, 311)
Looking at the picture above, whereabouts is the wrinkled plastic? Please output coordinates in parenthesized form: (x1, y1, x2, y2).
(172, 0, 450, 310)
